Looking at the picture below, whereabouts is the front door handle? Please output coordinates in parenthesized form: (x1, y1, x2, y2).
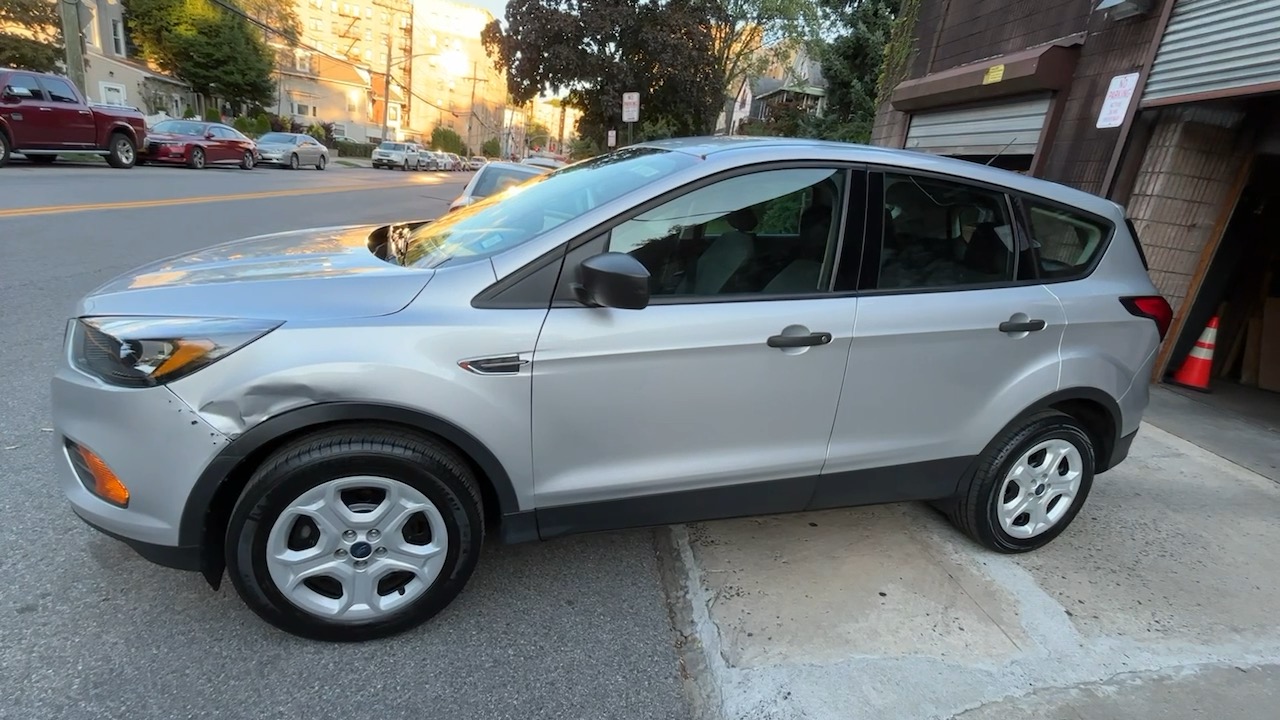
(767, 332, 832, 348)
(999, 319, 1046, 333)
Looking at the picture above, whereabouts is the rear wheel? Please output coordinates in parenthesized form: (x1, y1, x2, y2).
(945, 410, 1095, 553)
(106, 132, 136, 168)
(0, 131, 9, 167)
(401, 159, 409, 171)
(188, 147, 206, 170)
(225, 427, 485, 641)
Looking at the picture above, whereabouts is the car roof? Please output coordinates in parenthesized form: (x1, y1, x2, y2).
(483, 161, 545, 174)
(635, 136, 1124, 218)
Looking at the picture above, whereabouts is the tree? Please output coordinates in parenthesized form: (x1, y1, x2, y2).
(125, 0, 276, 108)
(808, 0, 899, 143)
(0, 0, 62, 73)
(431, 127, 466, 155)
(483, 0, 724, 145)
(481, 137, 501, 157)
(525, 120, 552, 149)
(702, 0, 819, 128)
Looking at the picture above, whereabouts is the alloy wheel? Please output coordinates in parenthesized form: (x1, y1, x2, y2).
(996, 438, 1083, 539)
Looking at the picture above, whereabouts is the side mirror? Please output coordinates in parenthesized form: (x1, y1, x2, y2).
(574, 252, 650, 310)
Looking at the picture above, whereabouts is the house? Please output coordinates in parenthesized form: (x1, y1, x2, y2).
(720, 44, 827, 134)
(79, 0, 192, 115)
(275, 47, 393, 142)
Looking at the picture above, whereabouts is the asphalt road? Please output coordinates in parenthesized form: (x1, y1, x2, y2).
(0, 159, 689, 720)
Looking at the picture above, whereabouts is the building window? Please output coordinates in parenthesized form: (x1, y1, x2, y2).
(309, 0, 323, 7)
(98, 82, 127, 106)
(364, 49, 372, 60)
(379, 51, 387, 65)
(310, 18, 322, 31)
(365, 6, 372, 17)
(364, 29, 372, 40)
(293, 102, 310, 116)
(294, 52, 311, 73)
(110, 19, 126, 56)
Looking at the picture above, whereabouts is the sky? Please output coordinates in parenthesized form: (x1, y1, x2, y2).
(469, 0, 508, 21)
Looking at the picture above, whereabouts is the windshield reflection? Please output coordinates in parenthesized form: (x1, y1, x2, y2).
(393, 147, 699, 269)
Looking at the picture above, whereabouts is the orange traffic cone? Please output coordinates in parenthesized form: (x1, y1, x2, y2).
(1168, 316, 1218, 392)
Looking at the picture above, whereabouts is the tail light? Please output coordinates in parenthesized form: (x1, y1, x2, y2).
(1121, 295, 1173, 340)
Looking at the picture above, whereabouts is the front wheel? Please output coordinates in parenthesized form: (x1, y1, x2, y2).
(944, 410, 1095, 553)
(188, 147, 205, 169)
(225, 427, 485, 641)
(401, 160, 409, 171)
(316, 155, 327, 171)
(240, 150, 255, 170)
(289, 153, 300, 170)
(0, 131, 9, 167)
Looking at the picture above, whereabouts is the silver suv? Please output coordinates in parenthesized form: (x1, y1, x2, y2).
(51, 138, 1171, 641)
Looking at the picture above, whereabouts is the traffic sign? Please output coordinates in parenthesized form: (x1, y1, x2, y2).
(607, 129, 617, 147)
(622, 92, 640, 123)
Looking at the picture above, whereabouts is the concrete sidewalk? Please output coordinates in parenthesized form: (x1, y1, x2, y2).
(661, 424, 1280, 720)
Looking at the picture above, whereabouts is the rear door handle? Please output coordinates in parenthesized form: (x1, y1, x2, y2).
(999, 319, 1046, 333)
(767, 332, 832, 348)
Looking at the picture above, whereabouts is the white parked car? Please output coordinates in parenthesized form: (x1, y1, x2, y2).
(372, 141, 420, 171)
(448, 161, 548, 211)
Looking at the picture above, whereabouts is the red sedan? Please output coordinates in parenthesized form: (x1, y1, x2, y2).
(141, 119, 258, 169)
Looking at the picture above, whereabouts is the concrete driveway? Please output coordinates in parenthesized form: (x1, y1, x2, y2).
(662, 424, 1280, 720)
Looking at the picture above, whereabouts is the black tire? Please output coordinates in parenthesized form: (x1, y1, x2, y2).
(0, 131, 9, 167)
(188, 147, 205, 169)
(401, 160, 409, 171)
(225, 426, 485, 641)
(106, 132, 136, 169)
(944, 410, 1095, 553)
(316, 155, 327, 171)
(289, 153, 300, 170)
(240, 150, 254, 170)
(29, 154, 57, 164)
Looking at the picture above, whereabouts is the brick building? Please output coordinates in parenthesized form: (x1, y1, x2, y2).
(874, 0, 1280, 408)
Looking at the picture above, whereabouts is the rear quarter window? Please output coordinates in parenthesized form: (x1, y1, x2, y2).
(1022, 199, 1113, 280)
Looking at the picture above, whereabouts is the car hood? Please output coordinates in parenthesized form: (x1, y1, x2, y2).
(257, 143, 292, 152)
(78, 224, 434, 322)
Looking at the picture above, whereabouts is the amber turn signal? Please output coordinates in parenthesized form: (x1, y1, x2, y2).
(73, 443, 130, 508)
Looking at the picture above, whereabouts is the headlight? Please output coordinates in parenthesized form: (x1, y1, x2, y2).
(71, 317, 280, 388)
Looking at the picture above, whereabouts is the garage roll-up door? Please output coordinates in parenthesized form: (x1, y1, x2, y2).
(904, 96, 1051, 157)
(1144, 0, 1280, 104)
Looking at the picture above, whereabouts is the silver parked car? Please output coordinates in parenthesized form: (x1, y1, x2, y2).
(51, 137, 1171, 641)
(448, 160, 548, 211)
(255, 132, 329, 170)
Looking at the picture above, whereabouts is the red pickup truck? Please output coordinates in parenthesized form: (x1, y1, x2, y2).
(0, 69, 148, 169)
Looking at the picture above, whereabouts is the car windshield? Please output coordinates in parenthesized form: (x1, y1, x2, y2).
(152, 120, 208, 136)
(379, 142, 405, 151)
(471, 166, 543, 198)
(394, 147, 697, 269)
(259, 133, 296, 144)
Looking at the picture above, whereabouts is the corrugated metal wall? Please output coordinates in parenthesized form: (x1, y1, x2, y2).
(1144, 0, 1280, 103)
(904, 96, 1051, 156)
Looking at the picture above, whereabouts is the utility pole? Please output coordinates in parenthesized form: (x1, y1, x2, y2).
(461, 60, 487, 154)
(57, 0, 86, 93)
(379, 47, 392, 142)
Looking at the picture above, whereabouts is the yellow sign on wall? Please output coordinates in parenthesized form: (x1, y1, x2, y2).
(982, 64, 1006, 85)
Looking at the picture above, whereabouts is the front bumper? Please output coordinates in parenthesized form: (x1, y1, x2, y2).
(51, 362, 231, 560)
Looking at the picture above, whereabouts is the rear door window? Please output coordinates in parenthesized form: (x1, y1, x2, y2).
(39, 77, 80, 104)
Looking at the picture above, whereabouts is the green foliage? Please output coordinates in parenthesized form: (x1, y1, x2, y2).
(233, 115, 253, 134)
(306, 122, 327, 142)
(183, 105, 197, 118)
(481, 137, 501, 157)
(525, 121, 552, 148)
(203, 106, 221, 121)
(0, 0, 62, 72)
(484, 0, 726, 141)
(431, 127, 466, 155)
(569, 136, 602, 161)
(124, 0, 276, 107)
(335, 140, 376, 158)
(253, 113, 271, 136)
(875, 0, 919, 109)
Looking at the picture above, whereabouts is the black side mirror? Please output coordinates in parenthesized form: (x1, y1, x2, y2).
(574, 252, 650, 310)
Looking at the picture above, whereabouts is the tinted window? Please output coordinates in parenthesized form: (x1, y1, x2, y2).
(259, 132, 296, 144)
(1024, 200, 1111, 279)
(40, 77, 79, 103)
(396, 147, 698, 269)
(472, 166, 542, 198)
(379, 142, 404, 151)
(4, 74, 46, 101)
(211, 127, 236, 139)
(605, 167, 847, 297)
(879, 173, 1016, 290)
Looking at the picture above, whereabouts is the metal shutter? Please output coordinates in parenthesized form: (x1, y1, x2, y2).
(1144, 0, 1280, 103)
(904, 96, 1051, 157)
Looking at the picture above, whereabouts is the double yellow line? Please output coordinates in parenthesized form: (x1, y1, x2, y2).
(0, 179, 425, 219)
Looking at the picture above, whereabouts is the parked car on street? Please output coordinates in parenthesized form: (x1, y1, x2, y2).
(423, 151, 446, 170)
(372, 141, 419, 170)
(444, 152, 463, 171)
(521, 155, 566, 170)
(468, 155, 486, 170)
(448, 160, 548, 211)
(255, 132, 329, 170)
(51, 137, 1169, 642)
(141, 119, 257, 170)
(0, 68, 147, 168)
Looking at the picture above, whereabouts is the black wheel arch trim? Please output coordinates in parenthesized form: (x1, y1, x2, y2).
(1012, 387, 1124, 470)
(178, 401, 522, 550)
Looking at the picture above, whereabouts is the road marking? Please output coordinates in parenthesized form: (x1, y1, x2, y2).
(0, 179, 439, 218)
